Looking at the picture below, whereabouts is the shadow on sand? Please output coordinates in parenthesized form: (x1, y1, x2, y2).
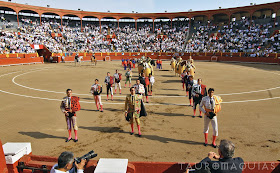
(79, 126, 203, 145)
(18, 131, 65, 140)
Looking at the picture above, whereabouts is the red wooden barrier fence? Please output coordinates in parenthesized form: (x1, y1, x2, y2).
(1, 52, 279, 66)
(14, 154, 280, 173)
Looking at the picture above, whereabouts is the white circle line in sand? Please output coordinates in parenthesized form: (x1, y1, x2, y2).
(217, 86, 280, 96)
(11, 65, 280, 97)
(0, 67, 50, 78)
(1, 85, 280, 105)
(216, 65, 280, 96)
(1, 67, 280, 104)
(11, 68, 184, 97)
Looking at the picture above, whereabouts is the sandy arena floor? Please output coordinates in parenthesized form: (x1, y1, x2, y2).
(0, 61, 280, 163)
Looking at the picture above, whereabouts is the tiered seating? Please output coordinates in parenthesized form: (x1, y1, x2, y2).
(0, 13, 280, 54)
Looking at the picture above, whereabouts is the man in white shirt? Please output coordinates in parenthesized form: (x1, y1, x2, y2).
(113, 69, 122, 94)
(50, 151, 86, 173)
(133, 79, 145, 95)
(90, 79, 103, 112)
(104, 72, 114, 101)
(148, 74, 155, 96)
(199, 88, 218, 148)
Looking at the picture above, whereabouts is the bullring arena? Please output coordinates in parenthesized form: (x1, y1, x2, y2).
(1, 0, 280, 172)
(1, 60, 280, 161)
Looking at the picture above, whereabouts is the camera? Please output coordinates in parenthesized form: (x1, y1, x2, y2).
(74, 150, 97, 164)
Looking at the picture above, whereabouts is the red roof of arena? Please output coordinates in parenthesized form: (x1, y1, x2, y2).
(0, 0, 280, 20)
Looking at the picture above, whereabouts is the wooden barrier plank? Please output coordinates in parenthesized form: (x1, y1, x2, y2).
(1, 53, 279, 66)
(17, 155, 280, 173)
(0, 57, 43, 66)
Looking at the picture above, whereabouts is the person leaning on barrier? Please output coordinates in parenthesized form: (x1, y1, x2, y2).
(50, 151, 86, 173)
(196, 139, 244, 173)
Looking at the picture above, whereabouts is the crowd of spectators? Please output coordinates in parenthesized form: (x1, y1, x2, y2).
(0, 15, 279, 55)
(0, 14, 14, 29)
(0, 30, 35, 54)
(185, 19, 280, 56)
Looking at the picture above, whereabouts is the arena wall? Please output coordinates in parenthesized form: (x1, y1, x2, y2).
(1, 52, 279, 66)
(48, 52, 280, 64)
(0, 140, 8, 173)
(14, 154, 280, 173)
(0, 53, 43, 66)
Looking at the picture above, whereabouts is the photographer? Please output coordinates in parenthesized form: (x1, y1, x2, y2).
(50, 151, 86, 173)
(197, 140, 244, 173)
